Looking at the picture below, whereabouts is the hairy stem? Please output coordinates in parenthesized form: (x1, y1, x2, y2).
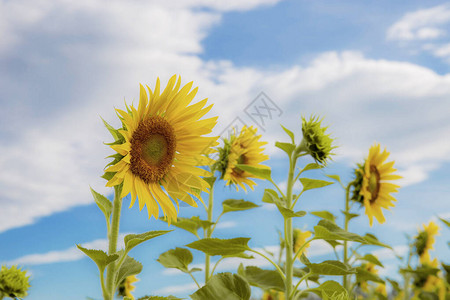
(204, 182, 215, 283)
(343, 183, 351, 293)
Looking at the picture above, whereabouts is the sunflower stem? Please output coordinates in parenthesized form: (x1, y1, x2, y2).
(204, 181, 215, 283)
(343, 182, 352, 293)
(403, 241, 414, 300)
(105, 185, 123, 300)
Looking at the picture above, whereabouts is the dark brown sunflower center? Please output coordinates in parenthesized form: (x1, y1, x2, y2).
(368, 165, 380, 203)
(129, 116, 176, 183)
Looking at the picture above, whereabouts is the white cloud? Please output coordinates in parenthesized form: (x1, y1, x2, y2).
(387, 4, 450, 41)
(154, 282, 198, 295)
(3, 234, 127, 266)
(215, 221, 237, 229)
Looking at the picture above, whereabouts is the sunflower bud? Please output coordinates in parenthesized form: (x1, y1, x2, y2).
(293, 229, 311, 258)
(0, 265, 30, 298)
(300, 116, 335, 165)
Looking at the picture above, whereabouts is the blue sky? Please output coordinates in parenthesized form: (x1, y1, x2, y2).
(1, 0, 450, 299)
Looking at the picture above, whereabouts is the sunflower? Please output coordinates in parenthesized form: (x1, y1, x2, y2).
(105, 76, 218, 224)
(216, 126, 268, 191)
(118, 275, 139, 299)
(300, 116, 335, 165)
(293, 228, 312, 258)
(358, 144, 402, 226)
(359, 262, 378, 293)
(420, 257, 446, 300)
(262, 290, 285, 300)
(415, 221, 439, 264)
(375, 283, 387, 297)
(0, 265, 30, 298)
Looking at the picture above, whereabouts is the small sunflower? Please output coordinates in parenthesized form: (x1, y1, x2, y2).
(293, 228, 312, 258)
(0, 265, 30, 298)
(262, 290, 285, 300)
(300, 116, 335, 165)
(419, 257, 446, 300)
(105, 76, 218, 224)
(118, 275, 139, 299)
(359, 262, 378, 293)
(415, 221, 440, 264)
(216, 126, 268, 191)
(358, 144, 402, 226)
(375, 283, 387, 297)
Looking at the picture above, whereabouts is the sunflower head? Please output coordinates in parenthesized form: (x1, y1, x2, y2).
(262, 290, 285, 300)
(104, 76, 218, 224)
(415, 221, 439, 263)
(293, 229, 312, 257)
(375, 283, 387, 297)
(215, 126, 269, 191)
(0, 265, 30, 298)
(350, 163, 365, 204)
(359, 144, 402, 226)
(118, 275, 139, 299)
(359, 262, 378, 293)
(300, 116, 335, 165)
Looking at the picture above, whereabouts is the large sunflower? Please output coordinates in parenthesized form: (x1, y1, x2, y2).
(216, 126, 268, 191)
(415, 221, 439, 264)
(105, 76, 218, 223)
(359, 144, 402, 226)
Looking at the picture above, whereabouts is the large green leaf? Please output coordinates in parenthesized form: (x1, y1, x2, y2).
(90, 187, 113, 220)
(276, 206, 306, 218)
(357, 254, 383, 267)
(310, 211, 336, 223)
(281, 124, 295, 143)
(77, 245, 118, 273)
(237, 265, 285, 291)
(187, 238, 250, 256)
(222, 199, 259, 214)
(309, 280, 348, 299)
(307, 260, 356, 276)
(191, 216, 215, 230)
(262, 189, 280, 204)
(161, 217, 199, 237)
(157, 248, 194, 273)
(235, 164, 271, 180)
(356, 266, 385, 284)
(300, 178, 334, 191)
(190, 273, 251, 300)
(313, 220, 366, 243)
(124, 230, 172, 252)
(275, 142, 295, 156)
(115, 255, 143, 286)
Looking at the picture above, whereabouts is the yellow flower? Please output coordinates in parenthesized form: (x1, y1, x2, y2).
(293, 229, 312, 257)
(359, 262, 378, 293)
(217, 126, 268, 191)
(118, 275, 139, 299)
(262, 290, 285, 300)
(415, 221, 440, 264)
(375, 283, 387, 297)
(105, 75, 218, 224)
(421, 258, 446, 300)
(359, 144, 402, 226)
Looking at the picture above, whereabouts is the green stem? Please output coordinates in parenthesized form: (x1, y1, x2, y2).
(291, 272, 312, 299)
(204, 182, 215, 283)
(189, 272, 201, 289)
(210, 256, 225, 277)
(292, 238, 313, 261)
(403, 242, 414, 300)
(284, 153, 298, 300)
(269, 178, 286, 198)
(343, 182, 351, 293)
(105, 185, 123, 300)
(210, 212, 224, 234)
(248, 249, 286, 281)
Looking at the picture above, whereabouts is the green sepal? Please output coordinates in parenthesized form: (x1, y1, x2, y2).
(115, 255, 143, 286)
(157, 247, 194, 273)
(275, 141, 295, 156)
(310, 211, 337, 223)
(101, 117, 122, 141)
(280, 124, 295, 144)
(186, 238, 250, 256)
(237, 264, 285, 291)
(76, 245, 119, 273)
(190, 273, 251, 300)
(235, 164, 271, 180)
(124, 230, 172, 252)
(299, 178, 334, 191)
(222, 199, 259, 214)
(90, 187, 112, 220)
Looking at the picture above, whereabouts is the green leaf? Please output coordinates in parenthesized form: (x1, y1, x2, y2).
(222, 253, 254, 260)
(324, 239, 343, 249)
(300, 253, 311, 265)
(124, 230, 172, 252)
(387, 278, 401, 293)
(276, 206, 306, 218)
(439, 217, 450, 228)
(363, 233, 392, 249)
(306, 260, 356, 276)
(341, 210, 359, 221)
(262, 189, 280, 204)
(203, 176, 216, 189)
(301, 163, 323, 173)
(140, 297, 182, 300)
(90, 187, 113, 220)
(160, 217, 200, 237)
(76, 245, 118, 273)
(326, 174, 343, 185)
(313, 220, 366, 243)
(400, 266, 440, 277)
(157, 248, 193, 273)
(191, 216, 215, 230)
(357, 254, 383, 267)
(300, 178, 334, 191)
(237, 264, 285, 291)
(115, 255, 143, 286)
(275, 142, 295, 156)
(356, 266, 384, 284)
(310, 211, 336, 223)
(309, 280, 348, 299)
(190, 273, 251, 300)
(187, 238, 250, 256)
(222, 199, 259, 214)
(281, 124, 295, 143)
(235, 164, 271, 180)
